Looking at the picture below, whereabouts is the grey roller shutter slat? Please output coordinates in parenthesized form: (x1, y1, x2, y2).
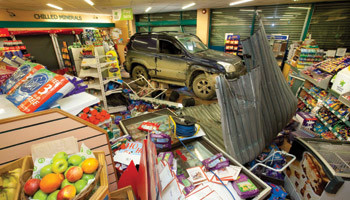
(308, 1, 350, 50)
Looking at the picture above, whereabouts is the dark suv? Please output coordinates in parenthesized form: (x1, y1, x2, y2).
(124, 32, 245, 100)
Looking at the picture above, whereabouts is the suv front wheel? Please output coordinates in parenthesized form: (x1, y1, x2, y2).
(192, 74, 216, 100)
(131, 65, 149, 86)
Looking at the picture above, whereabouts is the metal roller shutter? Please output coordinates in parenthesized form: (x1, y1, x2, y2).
(254, 4, 309, 43)
(308, 1, 350, 50)
(210, 7, 255, 47)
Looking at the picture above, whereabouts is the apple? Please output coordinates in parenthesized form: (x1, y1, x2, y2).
(74, 179, 87, 194)
(52, 158, 68, 174)
(82, 174, 95, 182)
(57, 185, 76, 200)
(40, 164, 53, 178)
(47, 190, 59, 200)
(53, 152, 68, 162)
(61, 179, 74, 189)
(65, 166, 83, 183)
(33, 190, 48, 200)
(64, 166, 74, 177)
(68, 155, 82, 166)
(24, 178, 41, 196)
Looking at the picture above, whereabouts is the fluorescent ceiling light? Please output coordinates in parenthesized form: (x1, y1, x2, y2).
(182, 3, 195, 9)
(145, 7, 152, 13)
(282, 15, 293, 17)
(84, 0, 94, 6)
(230, 0, 253, 6)
(47, 3, 63, 10)
(288, 6, 310, 10)
(212, 11, 223, 14)
(280, 19, 291, 21)
(239, 9, 261, 12)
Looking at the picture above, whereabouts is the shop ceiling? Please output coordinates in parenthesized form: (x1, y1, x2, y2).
(0, 0, 342, 15)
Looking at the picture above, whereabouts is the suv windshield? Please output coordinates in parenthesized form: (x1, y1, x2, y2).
(175, 35, 208, 53)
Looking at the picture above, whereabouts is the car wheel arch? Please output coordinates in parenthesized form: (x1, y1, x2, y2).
(187, 66, 212, 88)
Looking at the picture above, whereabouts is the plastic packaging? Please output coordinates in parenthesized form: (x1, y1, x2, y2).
(0, 62, 44, 94)
(202, 153, 229, 171)
(232, 173, 259, 199)
(6, 69, 74, 113)
(150, 133, 171, 149)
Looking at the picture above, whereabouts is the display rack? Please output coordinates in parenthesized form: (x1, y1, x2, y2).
(224, 34, 242, 57)
(79, 50, 126, 114)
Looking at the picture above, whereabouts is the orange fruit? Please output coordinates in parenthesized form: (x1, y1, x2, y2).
(81, 158, 99, 174)
(40, 173, 64, 194)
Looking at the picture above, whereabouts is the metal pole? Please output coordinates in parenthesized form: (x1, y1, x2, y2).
(300, 4, 315, 41)
(50, 33, 65, 69)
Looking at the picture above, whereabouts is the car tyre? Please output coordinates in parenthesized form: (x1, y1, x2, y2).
(131, 65, 149, 86)
(192, 74, 216, 100)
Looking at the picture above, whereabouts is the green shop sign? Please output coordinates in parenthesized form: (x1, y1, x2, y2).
(113, 8, 133, 21)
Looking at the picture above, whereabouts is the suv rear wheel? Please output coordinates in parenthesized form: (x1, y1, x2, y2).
(192, 74, 216, 100)
(131, 65, 149, 86)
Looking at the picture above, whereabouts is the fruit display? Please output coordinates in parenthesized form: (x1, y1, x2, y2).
(0, 168, 21, 200)
(23, 151, 99, 200)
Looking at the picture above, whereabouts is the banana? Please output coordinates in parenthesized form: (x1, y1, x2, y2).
(4, 188, 15, 200)
(2, 175, 17, 188)
(8, 168, 21, 179)
(0, 176, 3, 187)
(0, 189, 8, 200)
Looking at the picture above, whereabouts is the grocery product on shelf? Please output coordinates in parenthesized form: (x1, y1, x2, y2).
(315, 56, 350, 74)
(224, 34, 242, 56)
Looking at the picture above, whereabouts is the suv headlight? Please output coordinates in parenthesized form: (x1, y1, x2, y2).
(218, 61, 235, 73)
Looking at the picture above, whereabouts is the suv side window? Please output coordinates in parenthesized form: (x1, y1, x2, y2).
(159, 39, 182, 55)
(132, 36, 157, 52)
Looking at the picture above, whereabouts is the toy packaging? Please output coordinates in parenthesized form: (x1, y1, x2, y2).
(232, 173, 259, 199)
(202, 153, 230, 171)
(6, 68, 74, 113)
(0, 62, 44, 94)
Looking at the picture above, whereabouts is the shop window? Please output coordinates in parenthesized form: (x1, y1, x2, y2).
(132, 36, 157, 52)
(159, 40, 182, 55)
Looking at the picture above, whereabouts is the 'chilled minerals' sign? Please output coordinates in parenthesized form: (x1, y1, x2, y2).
(34, 14, 82, 21)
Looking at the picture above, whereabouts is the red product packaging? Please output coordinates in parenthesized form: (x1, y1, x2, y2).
(138, 121, 160, 132)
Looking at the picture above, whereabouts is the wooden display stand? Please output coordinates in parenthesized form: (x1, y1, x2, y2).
(0, 108, 118, 191)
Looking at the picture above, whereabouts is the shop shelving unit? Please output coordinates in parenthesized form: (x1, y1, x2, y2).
(224, 34, 242, 57)
(79, 50, 126, 114)
(298, 81, 350, 141)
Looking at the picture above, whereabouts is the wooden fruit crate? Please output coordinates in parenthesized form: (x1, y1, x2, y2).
(0, 108, 117, 191)
(23, 151, 109, 200)
(0, 156, 33, 200)
(110, 186, 136, 200)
